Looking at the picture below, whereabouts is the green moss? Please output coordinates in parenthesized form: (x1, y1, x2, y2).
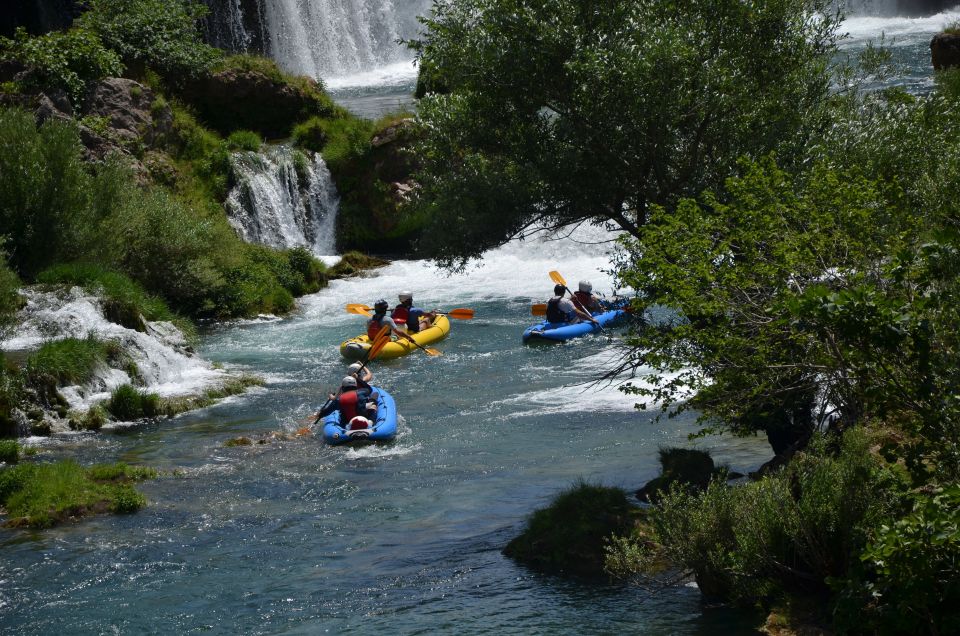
(328, 251, 389, 279)
(503, 481, 638, 577)
(156, 374, 263, 417)
(291, 117, 329, 152)
(224, 436, 253, 447)
(0, 459, 154, 528)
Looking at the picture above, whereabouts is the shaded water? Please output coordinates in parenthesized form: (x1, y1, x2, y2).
(0, 232, 770, 633)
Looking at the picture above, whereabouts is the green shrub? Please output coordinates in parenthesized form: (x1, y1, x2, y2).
(0, 356, 26, 438)
(106, 384, 160, 421)
(837, 486, 960, 634)
(27, 336, 109, 387)
(317, 117, 373, 171)
(0, 439, 19, 463)
(291, 116, 329, 152)
(630, 429, 902, 603)
(77, 404, 108, 431)
(109, 483, 146, 513)
(226, 130, 262, 152)
(0, 27, 123, 108)
(0, 254, 21, 339)
(0, 109, 95, 277)
(77, 0, 221, 80)
(503, 481, 638, 577)
(637, 447, 717, 503)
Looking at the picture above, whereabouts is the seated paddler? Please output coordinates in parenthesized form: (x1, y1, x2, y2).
(391, 291, 436, 334)
(546, 284, 599, 326)
(317, 376, 379, 429)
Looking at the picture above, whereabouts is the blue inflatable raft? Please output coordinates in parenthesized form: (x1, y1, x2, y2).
(322, 386, 397, 445)
(522, 307, 626, 344)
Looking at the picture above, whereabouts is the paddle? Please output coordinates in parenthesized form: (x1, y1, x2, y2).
(346, 304, 474, 320)
(531, 304, 547, 316)
(344, 305, 442, 356)
(548, 270, 602, 330)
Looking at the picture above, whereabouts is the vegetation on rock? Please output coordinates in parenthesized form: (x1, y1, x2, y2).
(503, 482, 638, 578)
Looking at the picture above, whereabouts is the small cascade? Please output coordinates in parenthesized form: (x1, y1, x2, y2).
(2, 287, 230, 413)
(202, 0, 268, 53)
(226, 146, 339, 256)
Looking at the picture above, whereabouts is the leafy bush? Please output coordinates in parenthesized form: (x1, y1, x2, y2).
(0, 109, 94, 277)
(0, 356, 26, 438)
(623, 430, 903, 604)
(837, 486, 960, 634)
(77, 0, 221, 79)
(26, 336, 110, 387)
(0, 254, 21, 340)
(0, 27, 123, 107)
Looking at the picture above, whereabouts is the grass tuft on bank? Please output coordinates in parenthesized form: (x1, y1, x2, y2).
(0, 459, 155, 528)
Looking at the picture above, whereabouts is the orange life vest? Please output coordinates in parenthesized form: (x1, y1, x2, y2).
(367, 317, 386, 340)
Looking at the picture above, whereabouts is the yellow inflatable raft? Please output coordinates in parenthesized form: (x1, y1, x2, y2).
(339, 315, 450, 360)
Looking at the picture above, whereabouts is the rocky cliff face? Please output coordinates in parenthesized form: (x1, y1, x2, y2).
(0, 0, 84, 38)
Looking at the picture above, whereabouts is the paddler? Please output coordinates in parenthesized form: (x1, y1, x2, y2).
(546, 284, 599, 325)
(316, 376, 379, 429)
(368, 299, 417, 342)
(391, 291, 436, 334)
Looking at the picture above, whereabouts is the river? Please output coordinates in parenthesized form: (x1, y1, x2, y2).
(1, 5, 956, 634)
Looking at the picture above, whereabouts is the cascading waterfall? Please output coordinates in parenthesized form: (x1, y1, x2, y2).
(201, 0, 432, 78)
(263, 0, 431, 78)
(226, 146, 340, 257)
(837, 0, 956, 15)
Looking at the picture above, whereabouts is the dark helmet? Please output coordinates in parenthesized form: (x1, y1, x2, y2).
(554, 284, 565, 296)
(374, 299, 388, 313)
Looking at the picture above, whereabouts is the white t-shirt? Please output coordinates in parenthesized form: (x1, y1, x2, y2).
(553, 296, 578, 320)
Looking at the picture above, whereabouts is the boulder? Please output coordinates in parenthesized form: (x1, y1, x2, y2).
(178, 67, 335, 138)
(932, 33, 960, 71)
(83, 77, 172, 147)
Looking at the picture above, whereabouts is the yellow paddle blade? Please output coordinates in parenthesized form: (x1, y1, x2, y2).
(549, 270, 567, 287)
(347, 306, 373, 317)
(296, 427, 312, 436)
(422, 347, 441, 356)
(346, 303, 372, 312)
(531, 304, 547, 316)
(367, 325, 392, 360)
(444, 308, 475, 319)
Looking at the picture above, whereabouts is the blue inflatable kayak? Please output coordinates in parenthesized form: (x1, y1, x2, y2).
(322, 386, 397, 445)
(522, 308, 626, 344)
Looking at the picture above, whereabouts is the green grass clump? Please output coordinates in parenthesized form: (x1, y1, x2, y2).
(291, 117, 329, 152)
(0, 440, 19, 463)
(226, 130, 262, 152)
(328, 251, 389, 278)
(0, 459, 153, 528)
(503, 481, 638, 577)
(106, 384, 160, 421)
(944, 20, 960, 35)
(27, 336, 110, 387)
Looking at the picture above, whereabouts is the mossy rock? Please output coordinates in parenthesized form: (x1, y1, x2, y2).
(503, 482, 636, 578)
(328, 251, 389, 279)
(636, 447, 718, 503)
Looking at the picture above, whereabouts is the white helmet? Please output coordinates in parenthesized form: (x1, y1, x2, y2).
(347, 362, 363, 373)
(341, 376, 357, 389)
(399, 291, 413, 302)
(578, 280, 593, 293)
(348, 415, 371, 430)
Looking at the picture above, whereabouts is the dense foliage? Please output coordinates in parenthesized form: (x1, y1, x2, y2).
(0, 107, 324, 319)
(411, 0, 839, 267)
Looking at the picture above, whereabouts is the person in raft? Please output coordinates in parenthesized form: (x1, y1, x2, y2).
(317, 376, 379, 429)
(572, 280, 605, 314)
(391, 291, 436, 334)
(347, 361, 373, 388)
(546, 284, 599, 325)
(368, 298, 416, 342)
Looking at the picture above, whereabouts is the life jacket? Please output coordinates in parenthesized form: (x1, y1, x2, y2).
(339, 390, 360, 421)
(546, 297, 568, 323)
(392, 304, 420, 332)
(367, 315, 386, 340)
(573, 291, 594, 313)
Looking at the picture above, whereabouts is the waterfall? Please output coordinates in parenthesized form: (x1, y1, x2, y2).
(226, 146, 340, 256)
(837, 0, 956, 16)
(262, 0, 431, 79)
(202, 0, 268, 54)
